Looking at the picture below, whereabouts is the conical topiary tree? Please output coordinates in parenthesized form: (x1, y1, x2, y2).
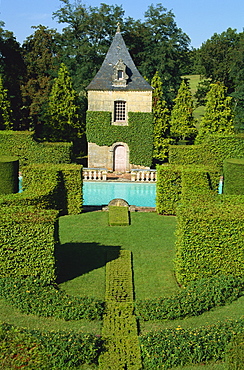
(47, 63, 81, 141)
(170, 79, 197, 143)
(151, 71, 171, 162)
(0, 76, 12, 130)
(197, 82, 234, 141)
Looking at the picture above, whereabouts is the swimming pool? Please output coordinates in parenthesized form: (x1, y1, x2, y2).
(83, 181, 156, 207)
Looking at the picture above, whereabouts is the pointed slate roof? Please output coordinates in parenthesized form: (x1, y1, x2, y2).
(86, 30, 152, 91)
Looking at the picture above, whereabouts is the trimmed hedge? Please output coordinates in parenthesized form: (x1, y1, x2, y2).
(0, 206, 58, 283)
(99, 250, 142, 370)
(169, 144, 211, 166)
(0, 130, 72, 167)
(0, 156, 19, 195)
(0, 164, 83, 215)
(136, 275, 244, 321)
(156, 164, 219, 215)
(86, 111, 153, 167)
(140, 319, 244, 369)
(108, 206, 129, 226)
(169, 134, 244, 170)
(174, 196, 244, 285)
(0, 276, 104, 321)
(224, 158, 244, 195)
(0, 322, 102, 369)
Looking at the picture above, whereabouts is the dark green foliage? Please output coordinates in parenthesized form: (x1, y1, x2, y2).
(136, 275, 244, 321)
(108, 206, 129, 226)
(0, 277, 104, 321)
(0, 25, 26, 130)
(197, 82, 234, 141)
(0, 322, 102, 369)
(86, 111, 153, 167)
(0, 206, 58, 283)
(47, 63, 83, 142)
(170, 79, 197, 143)
(0, 76, 12, 129)
(156, 164, 218, 215)
(151, 71, 171, 162)
(175, 197, 244, 285)
(0, 131, 72, 167)
(225, 332, 244, 370)
(140, 320, 244, 369)
(223, 158, 244, 195)
(0, 156, 19, 194)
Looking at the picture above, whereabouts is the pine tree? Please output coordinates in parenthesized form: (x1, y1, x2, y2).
(0, 76, 12, 130)
(151, 71, 171, 162)
(170, 79, 197, 143)
(47, 63, 81, 141)
(197, 82, 234, 140)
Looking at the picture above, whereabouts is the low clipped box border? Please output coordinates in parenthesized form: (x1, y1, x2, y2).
(108, 206, 129, 226)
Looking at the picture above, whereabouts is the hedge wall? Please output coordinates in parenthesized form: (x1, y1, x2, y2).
(22, 164, 83, 215)
(169, 134, 244, 169)
(0, 167, 65, 213)
(223, 158, 244, 195)
(0, 131, 72, 167)
(86, 111, 153, 167)
(169, 144, 211, 166)
(0, 156, 19, 195)
(156, 164, 219, 215)
(0, 206, 58, 283)
(174, 197, 244, 285)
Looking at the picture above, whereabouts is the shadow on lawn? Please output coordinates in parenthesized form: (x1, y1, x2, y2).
(55, 242, 121, 284)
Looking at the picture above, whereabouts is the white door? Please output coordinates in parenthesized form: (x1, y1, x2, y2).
(114, 145, 126, 172)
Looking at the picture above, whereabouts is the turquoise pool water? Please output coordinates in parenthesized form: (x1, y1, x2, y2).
(83, 181, 156, 207)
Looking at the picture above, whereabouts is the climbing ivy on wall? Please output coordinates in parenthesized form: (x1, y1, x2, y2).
(86, 111, 153, 167)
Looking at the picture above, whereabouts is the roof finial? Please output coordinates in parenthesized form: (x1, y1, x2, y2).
(116, 22, 121, 33)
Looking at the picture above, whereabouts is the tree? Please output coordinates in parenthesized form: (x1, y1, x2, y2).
(46, 63, 81, 141)
(53, 1, 191, 104)
(53, 0, 125, 91)
(21, 25, 61, 135)
(197, 82, 234, 141)
(230, 33, 244, 132)
(170, 80, 197, 143)
(151, 71, 171, 162)
(0, 23, 26, 129)
(123, 4, 191, 103)
(196, 28, 240, 92)
(0, 76, 12, 130)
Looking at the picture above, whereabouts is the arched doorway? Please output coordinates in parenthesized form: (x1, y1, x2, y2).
(113, 144, 126, 172)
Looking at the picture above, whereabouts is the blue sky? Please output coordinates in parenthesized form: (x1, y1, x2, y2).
(1, 0, 244, 48)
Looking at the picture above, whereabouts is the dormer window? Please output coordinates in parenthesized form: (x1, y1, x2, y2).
(118, 70, 123, 80)
(112, 59, 128, 87)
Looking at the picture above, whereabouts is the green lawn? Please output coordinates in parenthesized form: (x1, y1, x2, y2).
(58, 211, 179, 300)
(1, 210, 243, 369)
